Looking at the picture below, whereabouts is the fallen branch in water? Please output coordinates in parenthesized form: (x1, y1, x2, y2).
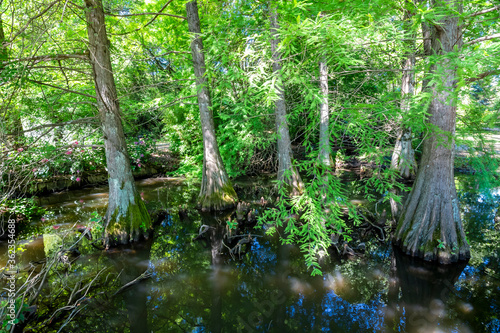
(112, 270, 153, 296)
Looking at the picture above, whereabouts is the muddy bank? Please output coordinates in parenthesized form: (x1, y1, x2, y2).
(25, 165, 164, 195)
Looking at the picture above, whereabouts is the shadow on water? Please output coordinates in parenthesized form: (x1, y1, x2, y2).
(198, 212, 227, 333)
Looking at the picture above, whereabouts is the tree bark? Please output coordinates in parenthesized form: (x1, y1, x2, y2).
(391, 1, 417, 179)
(0, 15, 23, 147)
(84, 0, 151, 247)
(186, 1, 237, 211)
(318, 60, 332, 168)
(395, 0, 470, 264)
(270, 5, 303, 195)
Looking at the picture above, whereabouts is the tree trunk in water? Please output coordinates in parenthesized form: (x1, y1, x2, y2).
(270, 5, 303, 195)
(391, 1, 417, 179)
(318, 60, 332, 168)
(186, 1, 237, 211)
(85, 0, 151, 247)
(395, 0, 470, 264)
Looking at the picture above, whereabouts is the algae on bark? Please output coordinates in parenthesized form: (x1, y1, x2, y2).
(85, 0, 151, 247)
(186, 0, 237, 211)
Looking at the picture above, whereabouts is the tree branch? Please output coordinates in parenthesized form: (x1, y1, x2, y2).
(67, 1, 84, 10)
(109, 0, 186, 36)
(28, 79, 96, 99)
(117, 79, 194, 100)
(22, 117, 98, 133)
(464, 33, 500, 46)
(160, 95, 197, 109)
(468, 5, 500, 18)
(9, 0, 63, 42)
(136, 50, 190, 61)
(465, 69, 500, 83)
(29, 65, 90, 75)
(106, 12, 186, 20)
(2, 52, 88, 66)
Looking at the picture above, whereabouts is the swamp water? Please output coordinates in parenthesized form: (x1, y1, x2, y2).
(1, 176, 499, 333)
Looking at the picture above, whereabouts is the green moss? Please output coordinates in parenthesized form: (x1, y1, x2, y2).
(199, 181, 237, 212)
(105, 193, 152, 246)
(43, 234, 63, 257)
(395, 213, 411, 245)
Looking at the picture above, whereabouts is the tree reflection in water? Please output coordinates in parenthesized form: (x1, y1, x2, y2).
(385, 247, 468, 333)
(7, 178, 500, 332)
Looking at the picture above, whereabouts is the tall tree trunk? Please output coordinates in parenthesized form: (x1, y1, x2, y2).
(391, 1, 417, 179)
(318, 60, 331, 168)
(186, 1, 237, 212)
(270, 5, 303, 195)
(0, 15, 23, 148)
(394, 0, 470, 264)
(390, 1, 418, 220)
(84, 0, 151, 247)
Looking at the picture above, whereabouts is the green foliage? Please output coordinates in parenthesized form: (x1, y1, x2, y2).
(258, 165, 358, 276)
(0, 197, 45, 221)
(227, 219, 238, 230)
(89, 210, 104, 239)
(0, 297, 30, 330)
(1, 0, 500, 275)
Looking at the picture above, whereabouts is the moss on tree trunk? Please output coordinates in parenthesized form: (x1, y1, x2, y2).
(199, 179, 237, 212)
(186, 1, 237, 211)
(104, 190, 151, 246)
(85, 0, 151, 247)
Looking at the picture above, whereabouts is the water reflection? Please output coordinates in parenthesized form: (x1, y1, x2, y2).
(386, 247, 469, 333)
(107, 240, 152, 333)
(2, 176, 500, 332)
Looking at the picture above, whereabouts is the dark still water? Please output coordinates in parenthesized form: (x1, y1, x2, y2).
(1, 176, 499, 332)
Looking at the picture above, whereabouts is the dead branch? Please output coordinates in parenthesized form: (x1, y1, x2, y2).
(22, 117, 98, 133)
(109, 0, 185, 37)
(112, 270, 153, 296)
(465, 69, 500, 83)
(464, 33, 500, 46)
(468, 5, 500, 18)
(28, 79, 96, 99)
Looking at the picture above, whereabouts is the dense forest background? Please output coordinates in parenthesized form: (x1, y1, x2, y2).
(1, 0, 500, 284)
(1, 0, 500, 331)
